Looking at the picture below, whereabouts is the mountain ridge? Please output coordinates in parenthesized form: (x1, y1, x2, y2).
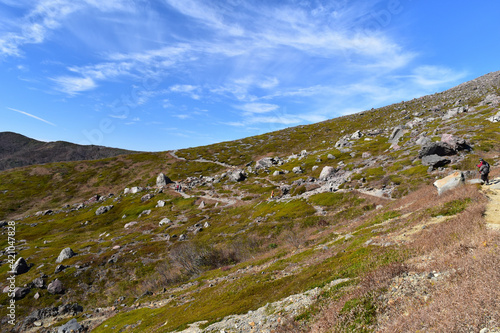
(0, 131, 137, 171)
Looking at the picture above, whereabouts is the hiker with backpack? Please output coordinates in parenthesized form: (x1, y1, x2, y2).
(477, 158, 490, 185)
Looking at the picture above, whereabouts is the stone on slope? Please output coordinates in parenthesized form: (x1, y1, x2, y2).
(33, 277, 45, 288)
(14, 287, 30, 300)
(419, 141, 455, 158)
(319, 166, 336, 181)
(421, 155, 451, 168)
(95, 205, 113, 215)
(11, 257, 30, 275)
(433, 171, 465, 195)
(47, 279, 64, 294)
(292, 166, 303, 174)
(56, 248, 76, 263)
(229, 169, 247, 182)
(57, 318, 84, 333)
(440, 134, 470, 151)
(156, 173, 173, 187)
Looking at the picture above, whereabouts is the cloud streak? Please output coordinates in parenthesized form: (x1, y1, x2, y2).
(7, 107, 56, 126)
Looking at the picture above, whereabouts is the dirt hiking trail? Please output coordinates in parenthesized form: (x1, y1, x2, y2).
(483, 177, 500, 230)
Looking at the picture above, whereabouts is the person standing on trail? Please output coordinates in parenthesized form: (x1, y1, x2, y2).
(477, 158, 490, 185)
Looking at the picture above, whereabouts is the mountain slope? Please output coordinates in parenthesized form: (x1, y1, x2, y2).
(0, 71, 499, 333)
(0, 132, 137, 171)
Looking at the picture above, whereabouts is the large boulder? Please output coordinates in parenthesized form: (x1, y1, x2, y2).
(433, 171, 465, 195)
(11, 257, 30, 275)
(156, 173, 172, 187)
(419, 141, 455, 158)
(319, 166, 337, 181)
(56, 248, 76, 263)
(421, 155, 451, 168)
(47, 279, 64, 294)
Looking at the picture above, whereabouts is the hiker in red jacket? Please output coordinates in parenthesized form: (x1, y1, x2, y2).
(477, 158, 490, 185)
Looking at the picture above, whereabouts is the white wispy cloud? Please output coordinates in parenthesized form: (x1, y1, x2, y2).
(7, 107, 56, 126)
(51, 76, 97, 95)
(235, 103, 279, 114)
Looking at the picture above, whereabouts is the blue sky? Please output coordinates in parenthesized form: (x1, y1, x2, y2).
(0, 0, 499, 151)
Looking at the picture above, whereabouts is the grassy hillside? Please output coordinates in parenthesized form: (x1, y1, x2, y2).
(0, 71, 499, 332)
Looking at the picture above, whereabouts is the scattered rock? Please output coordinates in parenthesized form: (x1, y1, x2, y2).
(95, 205, 113, 215)
(11, 257, 30, 275)
(159, 218, 171, 226)
(56, 248, 76, 263)
(199, 201, 205, 209)
(47, 279, 64, 294)
(54, 264, 68, 274)
(179, 234, 187, 241)
(487, 110, 500, 122)
(14, 287, 31, 299)
(139, 209, 151, 217)
(124, 221, 138, 229)
(156, 200, 166, 207)
(388, 126, 406, 144)
(229, 170, 247, 182)
(34, 292, 40, 300)
(57, 318, 85, 333)
(141, 193, 155, 202)
(292, 166, 303, 174)
(33, 277, 45, 289)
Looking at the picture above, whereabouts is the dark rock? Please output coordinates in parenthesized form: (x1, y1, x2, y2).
(421, 155, 451, 168)
(108, 254, 119, 264)
(11, 257, 30, 275)
(419, 141, 455, 158)
(14, 287, 30, 299)
(95, 205, 113, 215)
(141, 193, 155, 202)
(229, 169, 247, 182)
(47, 279, 64, 294)
(54, 264, 68, 274)
(56, 247, 76, 263)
